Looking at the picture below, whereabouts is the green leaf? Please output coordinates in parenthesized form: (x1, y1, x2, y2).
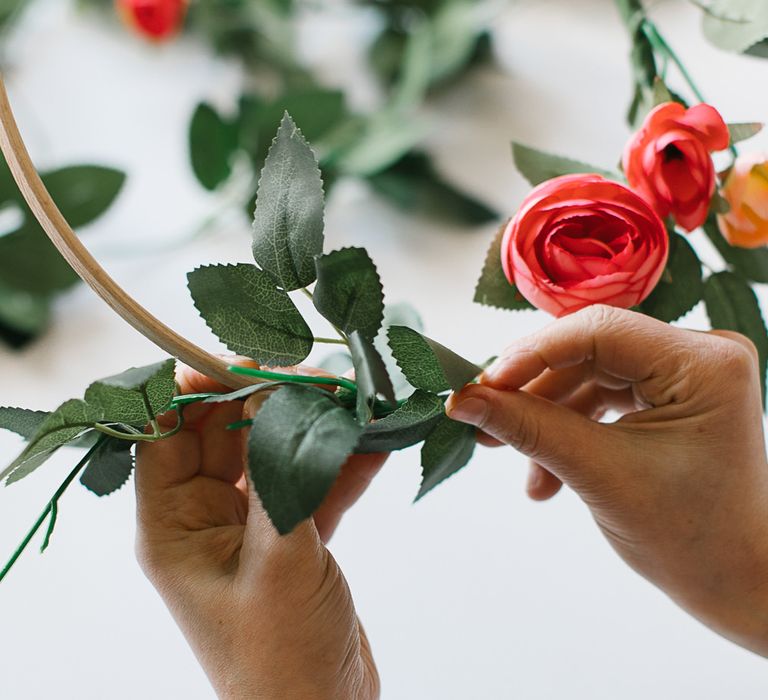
(348, 330, 397, 424)
(704, 270, 768, 401)
(703, 216, 768, 283)
(188, 263, 314, 366)
(202, 382, 286, 405)
(512, 142, 617, 187)
(417, 415, 476, 499)
(652, 76, 673, 105)
(41, 166, 126, 229)
(313, 247, 385, 341)
(247, 385, 362, 534)
(84, 359, 176, 425)
(0, 164, 125, 297)
(700, 0, 768, 54)
(367, 152, 497, 225)
(189, 102, 239, 190)
(0, 281, 51, 334)
(80, 438, 135, 496)
(2, 399, 103, 484)
(728, 121, 764, 144)
(0, 224, 80, 295)
(388, 325, 482, 393)
(0, 407, 49, 439)
(474, 223, 535, 311)
(640, 232, 703, 322)
(356, 390, 444, 454)
(251, 113, 325, 291)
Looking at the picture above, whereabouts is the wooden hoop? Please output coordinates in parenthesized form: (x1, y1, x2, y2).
(0, 75, 253, 389)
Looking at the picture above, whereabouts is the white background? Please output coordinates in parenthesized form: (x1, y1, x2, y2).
(1, 0, 767, 698)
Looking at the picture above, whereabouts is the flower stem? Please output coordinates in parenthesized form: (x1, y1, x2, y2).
(0, 439, 104, 584)
(314, 337, 348, 345)
(228, 365, 358, 393)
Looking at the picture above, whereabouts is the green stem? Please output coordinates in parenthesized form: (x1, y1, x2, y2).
(0, 439, 104, 584)
(641, 18, 738, 158)
(314, 337, 348, 345)
(228, 365, 358, 393)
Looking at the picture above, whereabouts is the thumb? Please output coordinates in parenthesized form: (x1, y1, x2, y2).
(446, 384, 628, 495)
(238, 392, 324, 576)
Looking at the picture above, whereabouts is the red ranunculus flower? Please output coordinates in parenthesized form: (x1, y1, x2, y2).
(501, 174, 669, 317)
(116, 0, 188, 41)
(622, 102, 729, 232)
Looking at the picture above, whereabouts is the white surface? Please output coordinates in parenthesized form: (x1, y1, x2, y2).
(1, 1, 767, 698)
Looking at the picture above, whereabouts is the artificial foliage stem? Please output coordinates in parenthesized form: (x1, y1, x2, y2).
(228, 365, 359, 393)
(0, 438, 105, 584)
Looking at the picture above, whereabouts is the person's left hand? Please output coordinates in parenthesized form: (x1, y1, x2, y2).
(135, 363, 387, 700)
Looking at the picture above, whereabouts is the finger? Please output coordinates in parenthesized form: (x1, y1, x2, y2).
(156, 358, 260, 429)
(446, 383, 630, 493)
(526, 463, 563, 501)
(481, 306, 696, 407)
(237, 393, 325, 574)
(523, 382, 635, 501)
(708, 329, 760, 365)
(313, 452, 389, 544)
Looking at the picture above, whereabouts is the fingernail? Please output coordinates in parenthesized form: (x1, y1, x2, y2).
(446, 397, 488, 426)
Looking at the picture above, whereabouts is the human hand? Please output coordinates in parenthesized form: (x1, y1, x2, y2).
(135, 364, 386, 699)
(447, 306, 768, 655)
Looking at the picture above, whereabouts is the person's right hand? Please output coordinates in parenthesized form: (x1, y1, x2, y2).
(446, 305, 768, 656)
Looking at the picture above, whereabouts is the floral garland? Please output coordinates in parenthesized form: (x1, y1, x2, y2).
(1, 0, 767, 582)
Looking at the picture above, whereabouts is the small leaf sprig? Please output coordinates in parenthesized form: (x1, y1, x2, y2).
(0, 113, 487, 581)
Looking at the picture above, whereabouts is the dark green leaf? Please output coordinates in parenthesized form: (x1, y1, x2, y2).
(704, 270, 768, 401)
(0, 407, 49, 439)
(474, 222, 534, 311)
(356, 390, 444, 453)
(251, 113, 325, 291)
(367, 151, 497, 225)
(84, 359, 176, 425)
(41, 166, 125, 229)
(247, 385, 362, 534)
(189, 102, 239, 190)
(640, 232, 703, 322)
(313, 247, 384, 341)
(0, 224, 80, 294)
(188, 263, 314, 366)
(512, 142, 617, 187)
(348, 330, 397, 424)
(417, 415, 476, 499)
(388, 325, 482, 393)
(728, 122, 763, 144)
(0, 281, 51, 334)
(80, 438, 135, 496)
(703, 216, 768, 283)
(1, 399, 103, 484)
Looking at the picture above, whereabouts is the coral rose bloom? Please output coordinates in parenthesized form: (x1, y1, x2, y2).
(623, 102, 729, 232)
(718, 153, 768, 249)
(116, 0, 188, 41)
(502, 174, 669, 317)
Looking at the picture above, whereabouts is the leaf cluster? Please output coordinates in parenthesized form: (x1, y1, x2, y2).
(0, 159, 125, 348)
(187, 113, 485, 534)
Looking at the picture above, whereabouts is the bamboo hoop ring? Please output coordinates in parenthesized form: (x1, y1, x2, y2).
(0, 75, 254, 389)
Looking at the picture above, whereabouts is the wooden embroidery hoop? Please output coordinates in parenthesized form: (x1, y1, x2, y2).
(0, 76, 253, 389)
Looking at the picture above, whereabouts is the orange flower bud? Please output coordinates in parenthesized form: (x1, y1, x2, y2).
(116, 0, 188, 42)
(718, 153, 768, 249)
